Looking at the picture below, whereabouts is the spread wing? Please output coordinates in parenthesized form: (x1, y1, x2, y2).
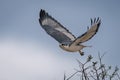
(70, 18, 101, 46)
(39, 9, 76, 44)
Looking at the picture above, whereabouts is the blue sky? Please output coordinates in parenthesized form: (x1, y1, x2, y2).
(0, 0, 120, 80)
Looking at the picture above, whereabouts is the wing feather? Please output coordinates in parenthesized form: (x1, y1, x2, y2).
(70, 18, 101, 46)
(39, 9, 76, 43)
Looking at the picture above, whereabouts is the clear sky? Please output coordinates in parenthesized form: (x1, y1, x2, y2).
(0, 0, 120, 80)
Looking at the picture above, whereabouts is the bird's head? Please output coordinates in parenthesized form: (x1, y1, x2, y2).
(59, 44, 69, 48)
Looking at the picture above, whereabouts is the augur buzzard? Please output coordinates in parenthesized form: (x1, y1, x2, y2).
(39, 9, 101, 56)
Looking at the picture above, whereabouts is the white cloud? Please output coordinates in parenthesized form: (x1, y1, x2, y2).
(0, 39, 56, 80)
(0, 38, 77, 80)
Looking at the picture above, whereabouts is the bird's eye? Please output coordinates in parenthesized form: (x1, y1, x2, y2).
(61, 44, 67, 46)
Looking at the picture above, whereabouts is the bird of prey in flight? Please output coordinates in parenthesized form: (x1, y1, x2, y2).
(39, 9, 101, 56)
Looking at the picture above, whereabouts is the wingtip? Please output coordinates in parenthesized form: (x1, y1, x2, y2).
(95, 17, 101, 32)
(94, 18, 96, 23)
(39, 9, 46, 26)
(96, 17, 99, 22)
(40, 9, 45, 13)
(39, 9, 46, 19)
(97, 20, 101, 27)
(89, 17, 101, 33)
(91, 18, 93, 25)
(97, 17, 101, 27)
(90, 17, 101, 25)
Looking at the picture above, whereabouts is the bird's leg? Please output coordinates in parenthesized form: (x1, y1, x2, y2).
(79, 50, 84, 56)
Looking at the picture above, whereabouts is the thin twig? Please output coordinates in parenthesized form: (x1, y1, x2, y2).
(66, 71, 79, 80)
(117, 73, 120, 80)
(89, 72, 97, 80)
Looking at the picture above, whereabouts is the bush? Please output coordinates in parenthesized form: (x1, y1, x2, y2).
(64, 53, 120, 80)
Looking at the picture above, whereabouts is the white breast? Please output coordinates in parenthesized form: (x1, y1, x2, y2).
(59, 45, 84, 52)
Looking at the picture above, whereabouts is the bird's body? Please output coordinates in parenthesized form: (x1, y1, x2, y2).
(39, 9, 101, 56)
(59, 43, 91, 55)
(59, 44, 84, 52)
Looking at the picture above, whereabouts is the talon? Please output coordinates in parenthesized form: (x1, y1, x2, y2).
(79, 50, 84, 56)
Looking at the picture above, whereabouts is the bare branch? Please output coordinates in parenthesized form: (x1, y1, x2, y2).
(66, 71, 79, 80)
(63, 53, 120, 80)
